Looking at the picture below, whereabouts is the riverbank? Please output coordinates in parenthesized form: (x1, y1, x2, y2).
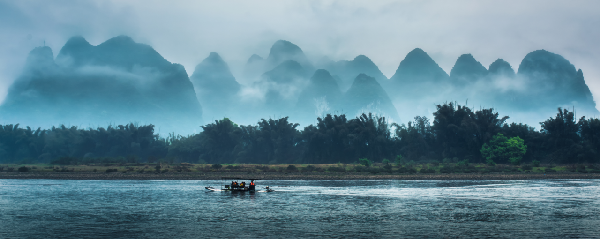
(0, 171, 598, 180)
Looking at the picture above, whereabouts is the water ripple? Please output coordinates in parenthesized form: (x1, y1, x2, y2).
(0, 179, 598, 238)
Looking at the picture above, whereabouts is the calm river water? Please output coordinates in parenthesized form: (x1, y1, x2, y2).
(0, 179, 598, 238)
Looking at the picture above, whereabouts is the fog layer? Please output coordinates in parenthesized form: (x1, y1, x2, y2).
(1, 0, 598, 112)
(0, 1, 599, 134)
(0, 36, 597, 135)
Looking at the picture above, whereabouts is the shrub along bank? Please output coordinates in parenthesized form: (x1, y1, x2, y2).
(1, 163, 599, 175)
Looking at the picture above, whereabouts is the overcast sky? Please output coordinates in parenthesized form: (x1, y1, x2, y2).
(0, 0, 599, 110)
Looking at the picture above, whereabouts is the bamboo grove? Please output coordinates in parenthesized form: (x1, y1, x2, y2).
(0, 103, 598, 165)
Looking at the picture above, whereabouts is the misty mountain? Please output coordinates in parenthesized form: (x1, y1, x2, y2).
(388, 48, 450, 99)
(23, 45, 56, 72)
(0, 36, 202, 134)
(488, 59, 515, 77)
(449, 54, 488, 85)
(342, 74, 400, 122)
(243, 54, 264, 80)
(387, 48, 451, 122)
(515, 50, 597, 113)
(390, 48, 449, 85)
(321, 55, 388, 91)
(296, 69, 342, 121)
(190, 52, 240, 120)
(256, 60, 310, 115)
(261, 60, 309, 83)
(386, 48, 597, 125)
(1, 35, 598, 135)
(264, 40, 314, 72)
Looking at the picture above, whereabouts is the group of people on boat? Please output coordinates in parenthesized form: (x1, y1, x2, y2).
(230, 179, 255, 191)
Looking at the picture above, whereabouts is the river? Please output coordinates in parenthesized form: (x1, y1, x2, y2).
(0, 179, 598, 238)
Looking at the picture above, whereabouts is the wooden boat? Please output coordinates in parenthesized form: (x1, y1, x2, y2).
(205, 178, 274, 192)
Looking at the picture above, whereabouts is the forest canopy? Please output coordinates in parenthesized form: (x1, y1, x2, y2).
(0, 103, 598, 165)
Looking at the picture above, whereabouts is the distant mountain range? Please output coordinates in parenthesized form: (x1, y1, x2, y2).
(0, 35, 597, 133)
(0, 36, 202, 134)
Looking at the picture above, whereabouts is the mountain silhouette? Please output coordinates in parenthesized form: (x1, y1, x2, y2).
(342, 74, 400, 122)
(0, 36, 202, 134)
(488, 59, 515, 77)
(449, 54, 488, 85)
(243, 54, 265, 80)
(24, 46, 56, 72)
(257, 60, 310, 114)
(390, 48, 449, 84)
(2, 37, 599, 131)
(265, 40, 313, 72)
(296, 69, 342, 119)
(324, 55, 387, 91)
(516, 50, 597, 113)
(57, 36, 173, 71)
(190, 52, 241, 120)
(261, 60, 308, 83)
(386, 48, 451, 118)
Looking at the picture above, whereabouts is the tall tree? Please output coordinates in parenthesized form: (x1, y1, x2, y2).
(540, 108, 580, 163)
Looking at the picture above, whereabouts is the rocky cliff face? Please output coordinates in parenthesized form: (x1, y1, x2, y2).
(0, 36, 203, 134)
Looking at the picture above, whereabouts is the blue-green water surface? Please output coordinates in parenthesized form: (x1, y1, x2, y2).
(0, 179, 598, 238)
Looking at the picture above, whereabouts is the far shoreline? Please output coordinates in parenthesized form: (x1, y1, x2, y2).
(0, 172, 598, 181)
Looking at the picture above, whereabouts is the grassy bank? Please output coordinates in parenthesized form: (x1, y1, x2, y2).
(0, 163, 598, 180)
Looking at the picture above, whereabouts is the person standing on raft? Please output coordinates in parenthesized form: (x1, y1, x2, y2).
(249, 180, 256, 191)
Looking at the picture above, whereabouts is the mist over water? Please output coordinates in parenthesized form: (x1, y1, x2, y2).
(0, 179, 598, 238)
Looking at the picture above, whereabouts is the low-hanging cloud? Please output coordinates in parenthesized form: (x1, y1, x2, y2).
(491, 75, 527, 93)
(0, 0, 598, 127)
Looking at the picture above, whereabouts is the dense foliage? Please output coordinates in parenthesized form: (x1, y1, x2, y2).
(480, 133, 527, 165)
(0, 104, 598, 165)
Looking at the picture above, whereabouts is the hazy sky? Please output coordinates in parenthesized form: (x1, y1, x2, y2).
(0, 0, 599, 110)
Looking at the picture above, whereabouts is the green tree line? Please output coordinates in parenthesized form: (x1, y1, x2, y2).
(0, 103, 598, 165)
